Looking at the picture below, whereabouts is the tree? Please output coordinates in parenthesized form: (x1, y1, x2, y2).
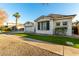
(13, 12, 21, 31)
(0, 9, 8, 27)
(76, 20, 79, 35)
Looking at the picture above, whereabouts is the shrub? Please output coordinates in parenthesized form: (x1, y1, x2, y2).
(73, 44, 79, 48)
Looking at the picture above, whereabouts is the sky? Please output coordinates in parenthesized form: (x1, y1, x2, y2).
(0, 3, 79, 25)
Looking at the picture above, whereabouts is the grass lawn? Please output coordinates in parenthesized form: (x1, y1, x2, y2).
(15, 33, 79, 48)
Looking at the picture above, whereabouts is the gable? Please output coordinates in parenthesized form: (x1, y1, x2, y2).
(24, 22, 34, 26)
(34, 16, 51, 22)
(34, 14, 76, 22)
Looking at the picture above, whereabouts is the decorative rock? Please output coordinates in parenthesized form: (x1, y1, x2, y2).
(66, 41, 74, 46)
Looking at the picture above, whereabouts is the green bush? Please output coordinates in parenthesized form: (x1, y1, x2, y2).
(73, 44, 79, 48)
(2, 27, 12, 32)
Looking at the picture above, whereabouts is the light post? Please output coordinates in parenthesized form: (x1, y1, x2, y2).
(63, 45, 64, 56)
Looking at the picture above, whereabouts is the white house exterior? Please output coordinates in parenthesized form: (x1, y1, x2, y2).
(34, 14, 76, 36)
(24, 22, 35, 33)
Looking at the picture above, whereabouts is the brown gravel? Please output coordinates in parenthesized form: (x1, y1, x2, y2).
(0, 34, 60, 56)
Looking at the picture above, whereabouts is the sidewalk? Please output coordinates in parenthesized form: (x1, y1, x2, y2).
(20, 37, 79, 56)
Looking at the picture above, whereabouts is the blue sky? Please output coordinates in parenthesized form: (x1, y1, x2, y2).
(0, 3, 79, 24)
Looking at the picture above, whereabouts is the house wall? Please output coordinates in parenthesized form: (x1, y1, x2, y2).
(35, 18, 54, 35)
(53, 19, 72, 36)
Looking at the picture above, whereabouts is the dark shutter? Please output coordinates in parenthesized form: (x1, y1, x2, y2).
(38, 22, 40, 30)
(46, 21, 49, 30)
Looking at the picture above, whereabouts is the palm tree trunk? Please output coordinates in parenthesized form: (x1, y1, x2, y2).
(16, 18, 18, 31)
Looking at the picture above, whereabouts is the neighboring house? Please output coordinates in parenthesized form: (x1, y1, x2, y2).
(7, 23, 16, 28)
(24, 21, 35, 33)
(34, 14, 76, 36)
(17, 24, 24, 31)
(7, 22, 24, 31)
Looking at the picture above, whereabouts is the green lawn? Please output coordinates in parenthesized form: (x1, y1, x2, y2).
(15, 33, 79, 48)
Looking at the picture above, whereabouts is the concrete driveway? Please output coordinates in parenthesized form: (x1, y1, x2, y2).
(0, 34, 60, 56)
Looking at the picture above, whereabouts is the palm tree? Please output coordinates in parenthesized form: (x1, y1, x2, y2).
(13, 12, 21, 31)
(0, 9, 7, 27)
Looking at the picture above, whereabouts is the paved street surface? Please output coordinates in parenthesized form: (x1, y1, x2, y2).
(0, 34, 60, 56)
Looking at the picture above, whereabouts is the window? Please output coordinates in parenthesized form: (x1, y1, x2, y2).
(63, 21, 67, 25)
(37, 21, 50, 30)
(38, 22, 40, 30)
(56, 22, 60, 26)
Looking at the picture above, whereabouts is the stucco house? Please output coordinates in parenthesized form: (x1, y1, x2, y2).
(34, 14, 76, 36)
(24, 21, 35, 33)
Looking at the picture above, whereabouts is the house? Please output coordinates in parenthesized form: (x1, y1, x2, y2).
(7, 22, 24, 31)
(34, 14, 76, 36)
(24, 21, 35, 33)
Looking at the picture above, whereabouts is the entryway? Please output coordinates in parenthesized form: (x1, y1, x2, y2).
(72, 26, 78, 35)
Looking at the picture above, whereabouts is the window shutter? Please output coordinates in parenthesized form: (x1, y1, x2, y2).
(38, 22, 40, 30)
(47, 21, 49, 30)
